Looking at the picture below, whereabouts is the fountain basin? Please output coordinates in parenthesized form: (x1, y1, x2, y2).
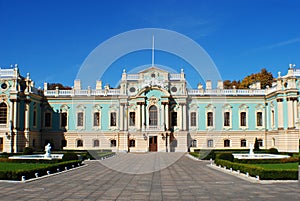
(9, 154, 63, 160)
(232, 153, 290, 160)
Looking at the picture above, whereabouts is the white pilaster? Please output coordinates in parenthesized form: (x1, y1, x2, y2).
(120, 104, 124, 131)
(182, 104, 187, 131)
(124, 104, 128, 131)
(161, 104, 165, 129)
(165, 104, 169, 130)
(142, 103, 145, 131)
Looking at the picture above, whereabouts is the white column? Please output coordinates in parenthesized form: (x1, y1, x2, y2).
(9, 101, 14, 153)
(277, 99, 283, 128)
(165, 104, 169, 130)
(161, 104, 165, 130)
(13, 100, 18, 153)
(287, 98, 294, 128)
(120, 104, 124, 131)
(137, 104, 141, 130)
(124, 105, 128, 131)
(142, 103, 145, 131)
(24, 101, 30, 147)
(293, 99, 298, 125)
(182, 104, 187, 131)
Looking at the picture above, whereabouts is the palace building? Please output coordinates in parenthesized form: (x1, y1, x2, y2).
(0, 64, 299, 153)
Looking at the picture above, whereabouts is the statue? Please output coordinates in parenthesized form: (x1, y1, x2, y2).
(44, 143, 52, 158)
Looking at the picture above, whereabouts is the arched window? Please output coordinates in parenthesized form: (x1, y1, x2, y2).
(241, 139, 247, 147)
(77, 139, 83, 147)
(224, 139, 230, 147)
(149, 105, 157, 126)
(93, 139, 99, 147)
(0, 103, 8, 124)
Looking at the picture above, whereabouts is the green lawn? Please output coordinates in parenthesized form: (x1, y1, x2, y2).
(249, 162, 298, 170)
(0, 162, 50, 171)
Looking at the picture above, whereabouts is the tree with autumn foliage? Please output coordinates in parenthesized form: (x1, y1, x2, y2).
(47, 83, 72, 90)
(223, 68, 273, 89)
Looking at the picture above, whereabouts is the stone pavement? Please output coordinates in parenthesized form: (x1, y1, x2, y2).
(0, 153, 299, 201)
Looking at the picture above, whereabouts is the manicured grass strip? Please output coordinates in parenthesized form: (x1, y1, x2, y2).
(0, 162, 49, 171)
(249, 163, 298, 170)
(215, 159, 298, 180)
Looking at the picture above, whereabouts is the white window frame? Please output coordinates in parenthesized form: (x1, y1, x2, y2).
(239, 104, 248, 129)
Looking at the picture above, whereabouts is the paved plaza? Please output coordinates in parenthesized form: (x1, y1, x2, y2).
(0, 153, 299, 201)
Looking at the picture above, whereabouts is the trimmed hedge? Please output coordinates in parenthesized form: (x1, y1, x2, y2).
(0, 160, 82, 181)
(216, 153, 234, 162)
(215, 159, 298, 180)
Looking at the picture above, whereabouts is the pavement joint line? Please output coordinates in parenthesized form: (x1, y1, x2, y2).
(0, 163, 88, 184)
(207, 163, 299, 184)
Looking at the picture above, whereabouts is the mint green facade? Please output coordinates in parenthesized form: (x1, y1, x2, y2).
(0, 65, 299, 153)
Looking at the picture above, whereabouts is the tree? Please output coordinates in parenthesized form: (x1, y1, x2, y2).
(47, 83, 72, 90)
(254, 137, 260, 151)
(239, 68, 273, 89)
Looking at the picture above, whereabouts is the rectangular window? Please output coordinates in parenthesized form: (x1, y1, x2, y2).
(207, 139, 214, 148)
(77, 112, 84, 127)
(171, 112, 177, 126)
(240, 112, 246, 126)
(93, 112, 100, 127)
(191, 139, 197, 147)
(110, 112, 116, 126)
(207, 112, 213, 127)
(257, 112, 262, 126)
(33, 110, 37, 127)
(224, 112, 230, 127)
(190, 112, 196, 127)
(45, 113, 51, 127)
(129, 112, 135, 126)
(60, 112, 67, 127)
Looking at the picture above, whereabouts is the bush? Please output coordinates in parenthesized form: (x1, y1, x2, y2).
(23, 147, 34, 155)
(62, 153, 78, 161)
(268, 148, 279, 154)
(216, 153, 234, 162)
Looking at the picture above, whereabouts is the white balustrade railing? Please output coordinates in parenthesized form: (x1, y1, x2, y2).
(126, 74, 139, 80)
(169, 74, 181, 80)
(0, 69, 15, 77)
(188, 89, 266, 96)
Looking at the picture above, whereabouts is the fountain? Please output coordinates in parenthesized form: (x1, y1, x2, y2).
(9, 144, 63, 160)
(232, 144, 290, 159)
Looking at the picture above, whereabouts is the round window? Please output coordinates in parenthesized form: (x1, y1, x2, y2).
(129, 87, 136, 92)
(1, 83, 7, 90)
(171, 86, 177, 92)
(151, 73, 156, 78)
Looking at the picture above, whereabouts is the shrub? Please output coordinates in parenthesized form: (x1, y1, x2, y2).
(62, 153, 78, 161)
(23, 147, 34, 155)
(216, 153, 234, 162)
(268, 148, 279, 154)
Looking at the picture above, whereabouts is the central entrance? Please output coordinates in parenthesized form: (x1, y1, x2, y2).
(149, 136, 157, 152)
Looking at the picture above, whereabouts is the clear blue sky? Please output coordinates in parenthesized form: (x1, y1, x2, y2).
(0, 0, 299, 88)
